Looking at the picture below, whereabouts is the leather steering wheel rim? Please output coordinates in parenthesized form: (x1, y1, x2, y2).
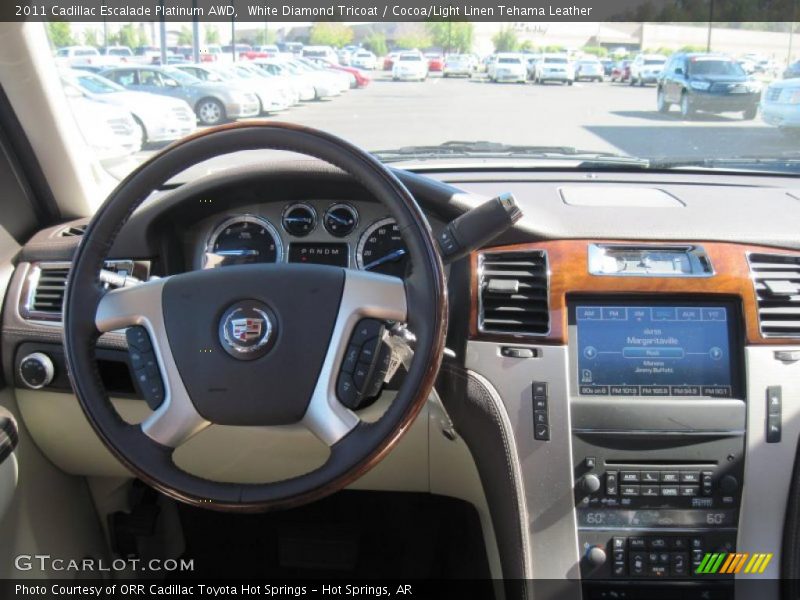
(63, 122, 447, 511)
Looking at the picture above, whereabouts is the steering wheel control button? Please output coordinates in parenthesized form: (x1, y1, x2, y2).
(126, 326, 152, 352)
(125, 327, 165, 409)
(19, 352, 55, 389)
(218, 301, 277, 360)
(336, 318, 391, 410)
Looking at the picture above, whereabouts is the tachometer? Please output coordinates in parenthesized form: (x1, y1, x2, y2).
(203, 215, 283, 268)
(356, 218, 409, 278)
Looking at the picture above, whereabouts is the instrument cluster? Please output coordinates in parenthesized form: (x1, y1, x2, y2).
(196, 200, 410, 277)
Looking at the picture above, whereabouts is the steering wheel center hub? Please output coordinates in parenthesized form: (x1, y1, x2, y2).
(219, 301, 276, 360)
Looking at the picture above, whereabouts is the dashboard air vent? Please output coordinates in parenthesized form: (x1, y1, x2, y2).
(28, 264, 70, 316)
(748, 252, 800, 338)
(59, 224, 87, 237)
(479, 250, 549, 336)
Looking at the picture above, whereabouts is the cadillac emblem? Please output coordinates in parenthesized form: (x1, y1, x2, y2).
(219, 301, 276, 360)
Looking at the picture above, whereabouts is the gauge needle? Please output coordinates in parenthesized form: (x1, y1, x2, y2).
(363, 248, 407, 271)
(327, 213, 351, 225)
(212, 249, 260, 256)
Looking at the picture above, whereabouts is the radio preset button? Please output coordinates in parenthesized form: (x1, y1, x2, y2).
(620, 471, 640, 483)
(680, 471, 701, 483)
(661, 471, 680, 483)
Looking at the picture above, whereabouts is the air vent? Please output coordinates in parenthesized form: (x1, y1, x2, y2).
(24, 263, 70, 320)
(59, 224, 87, 237)
(479, 250, 549, 336)
(748, 252, 800, 338)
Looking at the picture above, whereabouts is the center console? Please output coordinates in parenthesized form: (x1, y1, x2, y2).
(568, 298, 746, 583)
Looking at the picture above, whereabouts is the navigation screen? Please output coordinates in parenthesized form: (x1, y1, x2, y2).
(574, 304, 735, 398)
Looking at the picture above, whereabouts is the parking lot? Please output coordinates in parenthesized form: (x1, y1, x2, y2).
(135, 71, 795, 165)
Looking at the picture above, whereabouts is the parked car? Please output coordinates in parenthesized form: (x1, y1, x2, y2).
(229, 62, 302, 105)
(305, 57, 371, 88)
(251, 58, 317, 101)
(54, 46, 101, 67)
(425, 54, 444, 72)
(574, 58, 604, 82)
(351, 50, 377, 70)
(260, 58, 342, 99)
(656, 53, 762, 120)
(525, 55, 542, 80)
(293, 57, 351, 94)
(276, 41, 303, 55)
(60, 69, 196, 144)
(99, 65, 260, 126)
(174, 63, 291, 114)
(392, 52, 428, 81)
(302, 46, 339, 64)
(610, 59, 632, 83)
(600, 58, 615, 77)
(534, 54, 575, 85)
(630, 54, 667, 86)
(784, 60, 800, 80)
(761, 78, 800, 135)
(99, 46, 134, 64)
(64, 87, 141, 164)
(488, 53, 527, 83)
(443, 55, 473, 78)
(383, 52, 401, 71)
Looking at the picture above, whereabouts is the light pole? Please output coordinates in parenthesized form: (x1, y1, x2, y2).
(706, 0, 714, 52)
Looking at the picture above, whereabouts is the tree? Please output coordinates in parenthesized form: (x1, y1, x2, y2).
(47, 22, 74, 48)
(582, 45, 608, 57)
(308, 22, 353, 48)
(425, 22, 474, 54)
(363, 32, 387, 56)
(83, 28, 100, 47)
(492, 27, 518, 53)
(117, 24, 144, 49)
(253, 28, 276, 46)
(177, 25, 193, 46)
(519, 40, 535, 52)
(205, 26, 220, 44)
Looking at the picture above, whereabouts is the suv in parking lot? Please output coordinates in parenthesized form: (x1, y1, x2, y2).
(629, 53, 667, 86)
(656, 53, 762, 119)
(534, 54, 575, 85)
(487, 53, 527, 83)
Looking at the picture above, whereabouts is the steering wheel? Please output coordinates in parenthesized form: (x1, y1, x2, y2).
(63, 123, 447, 511)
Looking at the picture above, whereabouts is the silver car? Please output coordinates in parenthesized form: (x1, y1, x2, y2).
(60, 69, 196, 144)
(99, 65, 260, 126)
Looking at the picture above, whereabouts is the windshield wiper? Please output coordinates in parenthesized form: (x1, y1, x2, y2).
(373, 141, 649, 167)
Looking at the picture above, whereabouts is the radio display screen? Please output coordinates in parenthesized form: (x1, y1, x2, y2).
(573, 302, 737, 398)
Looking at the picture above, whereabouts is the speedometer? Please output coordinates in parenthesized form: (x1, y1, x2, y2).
(356, 218, 409, 278)
(203, 215, 283, 269)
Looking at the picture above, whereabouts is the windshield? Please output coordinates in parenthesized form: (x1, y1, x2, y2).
(688, 58, 746, 77)
(45, 19, 796, 183)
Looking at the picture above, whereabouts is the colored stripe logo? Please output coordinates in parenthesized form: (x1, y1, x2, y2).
(695, 552, 772, 574)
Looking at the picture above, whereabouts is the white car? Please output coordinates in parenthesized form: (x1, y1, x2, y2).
(175, 63, 292, 114)
(392, 52, 428, 82)
(65, 91, 141, 164)
(574, 58, 604, 82)
(534, 54, 575, 85)
(54, 46, 101, 67)
(302, 46, 339, 64)
(630, 54, 667, 86)
(488, 53, 527, 83)
(99, 46, 134, 64)
(251, 58, 317, 101)
(443, 55, 473, 78)
(61, 69, 195, 144)
(351, 50, 377, 70)
(761, 78, 800, 136)
(293, 57, 350, 95)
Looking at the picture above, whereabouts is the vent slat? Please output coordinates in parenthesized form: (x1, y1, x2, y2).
(31, 265, 69, 314)
(479, 251, 549, 336)
(748, 253, 800, 338)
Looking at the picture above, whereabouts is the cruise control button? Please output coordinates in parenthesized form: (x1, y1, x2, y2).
(337, 373, 359, 409)
(129, 348, 157, 371)
(353, 362, 370, 391)
(342, 345, 360, 374)
(359, 337, 380, 362)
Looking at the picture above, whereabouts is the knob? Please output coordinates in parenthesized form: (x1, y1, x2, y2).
(720, 475, 739, 494)
(585, 545, 607, 567)
(19, 352, 55, 389)
(580, 474, 602, 494)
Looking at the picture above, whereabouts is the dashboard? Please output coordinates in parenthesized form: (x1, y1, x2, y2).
(186, 199, 412, 278)
(4, 162, 800, 597)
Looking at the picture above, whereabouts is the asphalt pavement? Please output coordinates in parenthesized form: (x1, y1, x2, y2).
(135, 71, 794, 165)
